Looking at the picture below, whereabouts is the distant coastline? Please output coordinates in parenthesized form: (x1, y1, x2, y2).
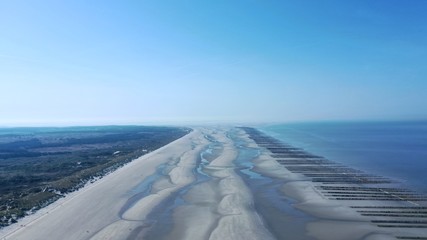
(2, 126, 427, 239)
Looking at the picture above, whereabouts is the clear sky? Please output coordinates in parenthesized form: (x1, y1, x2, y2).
(1, 0, 426, 126)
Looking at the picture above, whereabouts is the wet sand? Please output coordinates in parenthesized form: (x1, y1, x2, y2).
(0, 127, 274, 240)
(2, 126, 426, 240)
(1, 128, 207, 240)
(244, 127, 427, 240)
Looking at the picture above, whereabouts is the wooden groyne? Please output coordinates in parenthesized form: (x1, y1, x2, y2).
(241, 127, 427, 239)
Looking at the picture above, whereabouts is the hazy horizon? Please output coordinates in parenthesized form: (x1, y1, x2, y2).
(1, 1, 426, 126)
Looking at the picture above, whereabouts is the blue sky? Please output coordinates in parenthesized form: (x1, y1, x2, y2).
(1, 0, 426, 125)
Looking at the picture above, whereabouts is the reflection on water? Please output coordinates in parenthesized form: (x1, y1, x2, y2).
(143, 135, 221, 240)
(122, 129, 317, 240)
(229, 129, 316, 240)
(261, 121, 427, 193)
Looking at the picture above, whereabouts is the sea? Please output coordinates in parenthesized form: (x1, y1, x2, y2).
(259, 121, 427, 194)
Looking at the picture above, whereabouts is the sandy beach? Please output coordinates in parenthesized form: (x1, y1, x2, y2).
(1, 126, 426, 240)
(0, 127, 273, 240)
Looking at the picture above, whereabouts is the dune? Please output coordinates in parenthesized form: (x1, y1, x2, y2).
(3, 126, 424, 240)
(1, 129, 206, 240)
(1, 127, 275, 240)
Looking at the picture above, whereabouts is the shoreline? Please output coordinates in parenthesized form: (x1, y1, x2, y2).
(0, 126, 191, 230)
(2, 126, 426, 240)
(0, 129, 199, 239)
(244, 127, 427, 240)
(259, 122, 427, 195)
(1, 127, 276, 240)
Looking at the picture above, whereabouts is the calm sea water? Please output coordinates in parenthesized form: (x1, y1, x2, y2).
(260, 121, 427, 193)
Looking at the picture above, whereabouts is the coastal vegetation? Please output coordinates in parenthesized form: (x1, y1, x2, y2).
(0, 126, 190, 227)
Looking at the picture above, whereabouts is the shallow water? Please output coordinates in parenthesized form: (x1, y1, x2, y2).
(119, 163, 169, 219)
(143, 134, 220, 240)
(260, 121, 427, 193)
(120, 130, 318, 239)
(229, 129, 316, 240)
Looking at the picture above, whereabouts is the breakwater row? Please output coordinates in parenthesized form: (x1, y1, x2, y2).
(242, 127, 427, 240)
